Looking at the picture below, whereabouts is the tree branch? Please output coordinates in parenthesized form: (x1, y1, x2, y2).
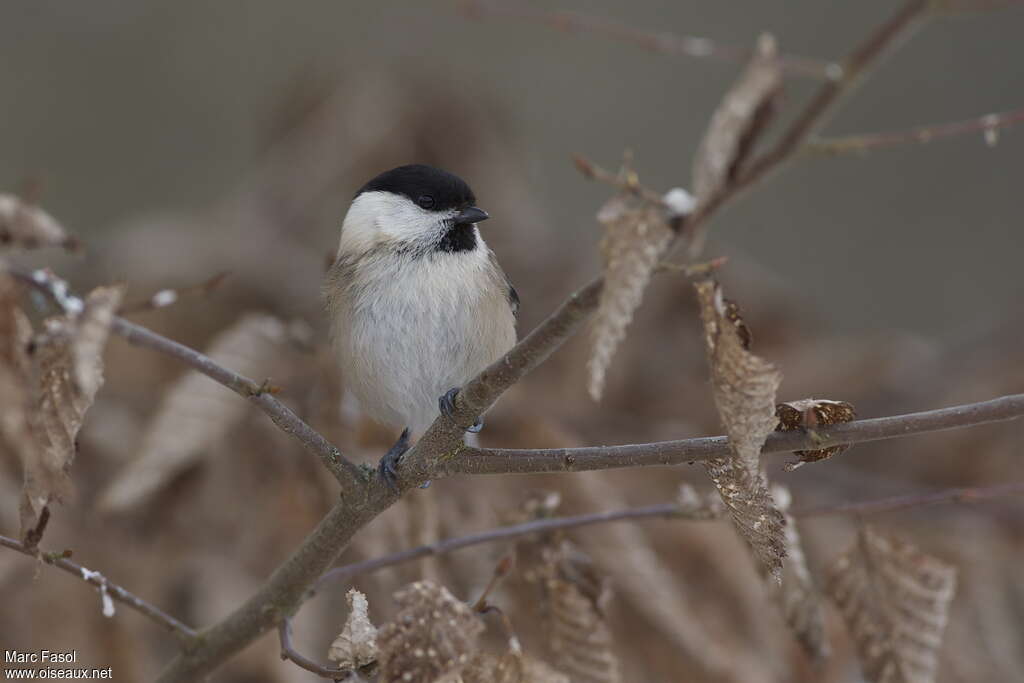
(460, 0, 842, 80)
(0, 534, 197, 641)
(277, 618, 350, 680)
(805, 105, 1024, 155)
(439, 393, 1024, 476)
(317, 503, 687, 589)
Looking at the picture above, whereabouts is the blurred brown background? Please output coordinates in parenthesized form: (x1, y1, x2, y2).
(2, 1, 1023, 681)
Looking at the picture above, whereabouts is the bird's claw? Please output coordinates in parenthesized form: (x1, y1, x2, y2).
(378, 428, 410, 492)
(439, 387, 483, 433)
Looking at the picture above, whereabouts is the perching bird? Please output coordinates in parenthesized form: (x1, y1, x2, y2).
(325, 164, 518, 488)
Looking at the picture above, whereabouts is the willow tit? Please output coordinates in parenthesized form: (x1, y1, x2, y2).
(325, 165, 518, 488)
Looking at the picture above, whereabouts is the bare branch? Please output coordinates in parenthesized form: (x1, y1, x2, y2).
(318, 503, 686, 589)
(0, 533, 197, 641)
(442, 393, 1024, 476)
(573, 156, 669, 207)
(805, 106, 1024, 155)
(460, 0, 842, 80)
(278, 618, 350, 680)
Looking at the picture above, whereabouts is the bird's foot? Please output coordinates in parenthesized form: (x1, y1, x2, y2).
(439, 387, 483, 433)
(378, 428, 410, 492)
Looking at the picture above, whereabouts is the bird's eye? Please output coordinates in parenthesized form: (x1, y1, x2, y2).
(417, 195, 435, 209)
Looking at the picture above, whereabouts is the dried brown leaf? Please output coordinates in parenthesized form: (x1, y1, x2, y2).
(775, 398, 857, 470)
(545, 574, 621, 683)
(695, 279, 785, 579)
(771, 486, 829, 661)
(826, 526, 957, 683)
(328, 589, 379, 670)
(378, 580, 484, 683)
(0, 194, 77, 251)
(588, 195, 673, 401)
(98, 313, 289, 511)
(703, 457, 786, 581)
(505, 492, 620, 683)
(21, 287, 122, 539)
(695, 279, 781, 472)
(691, 34, 781, 207)
(539, 542, 621, 683)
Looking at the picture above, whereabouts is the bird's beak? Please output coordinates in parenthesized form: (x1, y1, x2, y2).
(454, 206, 490, 225)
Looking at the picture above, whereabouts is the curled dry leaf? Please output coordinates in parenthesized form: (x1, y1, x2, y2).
(695, 279, 781, 473)
(588, 194, 673, 401)
(531, 540, 620, 683)
(703, 457, 787, 581)
(689, 34, 781, 257)
(691, 33, 781, 208)
(98, 313, 289, 511)
(328, 589, 379, 671)
(17, 285, 123, 540)
(771, 486, 829, 661)
(0, 194, 77, 251)
(826, 526, 957, 683)
(775, 398, 857, 470)
(696, 278, 787, 579)
(377, 580, 484, 683)
(506, 493, 620, 683)
(545, 562, 621, 683)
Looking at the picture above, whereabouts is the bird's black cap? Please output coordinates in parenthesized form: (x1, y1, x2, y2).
(357, 164, 476, 212)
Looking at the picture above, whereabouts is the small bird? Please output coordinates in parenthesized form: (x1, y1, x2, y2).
(325, 164, 518, 488)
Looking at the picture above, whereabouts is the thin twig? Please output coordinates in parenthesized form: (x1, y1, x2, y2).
(443, 393, 1024, 476)
(805, 106, 1024, 155)
(278, 618, 350, 680)
(460, 0, 842, 81)
(317, 504, 682, 589)
(316, 480, 1024, 588)
(0, 534, 197, 641)
(573, 155, 669, 206)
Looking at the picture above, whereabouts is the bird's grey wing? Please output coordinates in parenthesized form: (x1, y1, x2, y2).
(488, 251, 519, 317)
